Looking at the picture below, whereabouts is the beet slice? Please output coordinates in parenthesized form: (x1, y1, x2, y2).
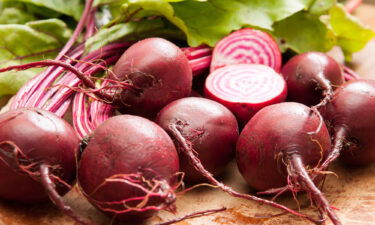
(211, 28, 282, 73)
(204, 64, 287, 126)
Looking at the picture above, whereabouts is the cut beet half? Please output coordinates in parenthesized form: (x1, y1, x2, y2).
(204, 64, 287, 126)
(210, 28, 282, 73)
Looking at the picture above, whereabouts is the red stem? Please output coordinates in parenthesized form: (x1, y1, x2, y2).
(55, 0, 94, 60)
(169, 124, 322, 224)
(345, 0, 362, 14)
(39, 164, 93, 225)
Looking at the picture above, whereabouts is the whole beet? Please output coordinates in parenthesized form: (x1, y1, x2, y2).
(78, 115, 179, 222)
(112, 38, 192, 118)
(321, 79, 375, 166)
(156, 97, 239, 182)
(0, 108, 78, 203)
(236, 102, 341, 225)
(281, 52, 344, 107)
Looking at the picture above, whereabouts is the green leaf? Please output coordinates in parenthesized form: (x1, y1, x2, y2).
(273, 11, 336, 53)
(328, 4, 375, 60)
(309, 0, 336, 15)
(121, 0, 312, 46)
(0, 7, 36, 24)
(2, 0, 84, 20)
(85, 18, 183, 52)
(0, 19, 72, 97)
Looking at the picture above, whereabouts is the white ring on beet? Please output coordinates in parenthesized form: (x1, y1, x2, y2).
(204, 64, 287, 125)
(211, 28, 282, 73)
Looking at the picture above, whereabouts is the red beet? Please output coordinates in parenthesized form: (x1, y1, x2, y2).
(211, 28, 282, 72)
(281, 52, 344, 108)
(0, 108, 78, 203)
(321, 79, 375, 166)
(156, 98, 321, 224)
(156, 97, 239, 182)
(112, 38, 192, 118)
(0, 108, 90, 224)
(236, 102, 341, 225)
(78, 115, 180, 222)
(204, 64, 287, 126)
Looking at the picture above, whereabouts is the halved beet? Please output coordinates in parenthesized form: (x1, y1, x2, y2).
(211, 28, 282, 73)
(204, 64, 287, 126)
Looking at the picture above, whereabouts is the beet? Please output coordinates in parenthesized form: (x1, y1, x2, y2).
(156, 97, 239, 182)
(0, 108, 91, 224)
(210, 28, 282, 72)
(78, 115, 180, 222)
(111, 38, 192, 118)
(236, 102, 341, 225)
(204, 64, 287, 126)
(281, 52, 344, 108)
(156, 98, 321, 224)
(321, 79, 375, 166)
(0, 108, 78, 203)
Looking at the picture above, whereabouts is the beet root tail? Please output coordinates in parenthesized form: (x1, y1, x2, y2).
(169, 124, 322, 224)
(39, 164, 94, 225)
(288, 155, 342, 225)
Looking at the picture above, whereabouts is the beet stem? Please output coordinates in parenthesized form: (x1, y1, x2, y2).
(0, 60, 134, 104)
(156, 207, 226, 225)
(288, 155, 342, 225)
(39, 164, 93, 225)
(169, 124, 322, 224)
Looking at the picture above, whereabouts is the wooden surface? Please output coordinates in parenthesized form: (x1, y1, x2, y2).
(1, 3, 375, 225)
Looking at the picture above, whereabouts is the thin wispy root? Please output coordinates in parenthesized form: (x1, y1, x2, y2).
(0, 141, 91, 225)
(168, 122, 324, 224)
(85, 172, 179, 215)
(157, 207, 226, 225)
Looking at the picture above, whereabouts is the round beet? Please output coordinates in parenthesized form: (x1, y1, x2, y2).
(156, 98, 322, 224)
(0, 108, 78, 203)
(281, 52, 344, 107)
(78, 115, 179, 222)
(112, 38, 192, 118)
(321, 79, 375, 166)
(156, 97, 239, 182)
(204, 64, 287, 126)
(237, 102, 341, 225)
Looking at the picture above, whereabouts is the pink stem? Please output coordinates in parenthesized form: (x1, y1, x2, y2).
(345, 0, 362, 14)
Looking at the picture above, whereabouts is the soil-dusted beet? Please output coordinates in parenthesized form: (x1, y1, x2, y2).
(156, 97, 239, 182)
(204, 64, 287, 126)
(78, 115, 180, 222)
(281, 52, 344, 108)
(111, 38, 192, 118)
(236, 102, 341, 225)
(320, 79, 375, 166)
(210, 28, 282, 72)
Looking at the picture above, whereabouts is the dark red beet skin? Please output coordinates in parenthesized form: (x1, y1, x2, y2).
(112, 38, 192, 118)
(78, 115, 179, 221)
(281, 52, 344, 107)
(156, 97, 239, 182)
(321, 79, 375, 166)
(236, 102, 331, 191)
(0, 108, 79, 203)
(236, 102, 342, 225)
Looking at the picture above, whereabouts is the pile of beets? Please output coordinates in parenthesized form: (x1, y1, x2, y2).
(0, 2, 374, 225)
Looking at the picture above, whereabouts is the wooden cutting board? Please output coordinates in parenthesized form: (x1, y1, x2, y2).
(1, 3, 375, 225)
